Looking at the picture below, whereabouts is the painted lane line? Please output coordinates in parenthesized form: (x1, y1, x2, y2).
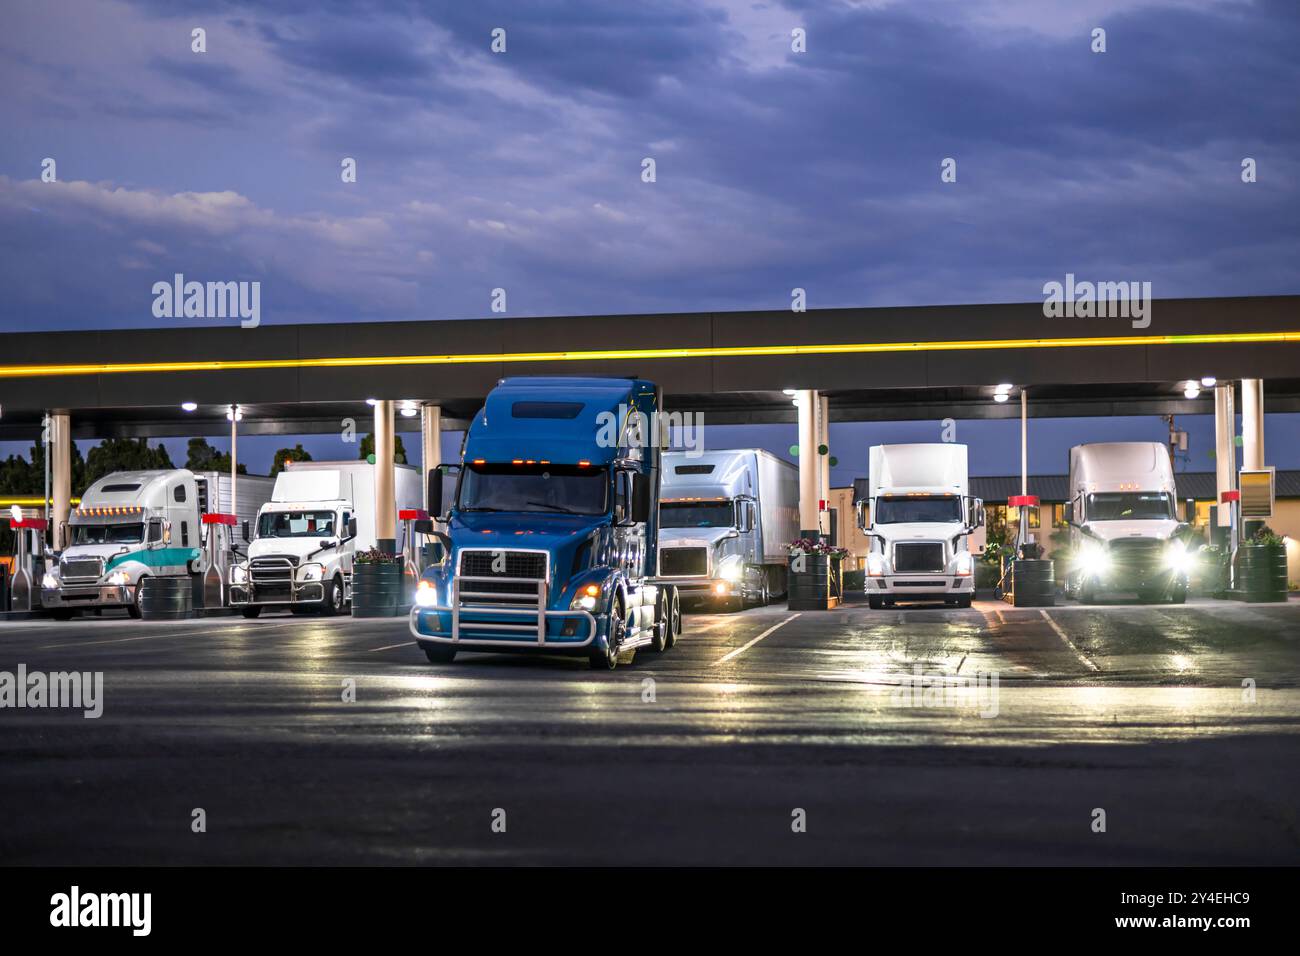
(368, 641, 416, 652)
(714, 613, 801, 665)
(38, 619, 314, 650)
(1039, 609, 1100, 672)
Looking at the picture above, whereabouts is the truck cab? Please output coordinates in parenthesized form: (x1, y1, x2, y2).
(1065, 442, 1191, 604)
(858, 443, 983, 609)
(410, 376, 682, 669)
(41, 469, 203, 619)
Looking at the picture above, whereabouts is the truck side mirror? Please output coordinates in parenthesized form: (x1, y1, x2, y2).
(413, 518, 433, 535)
(1063, 502, 1074, 525)
(1183, 497, 1196, 523)
(242, 520, 251, 542)
(975, 501, 985, 528)
(426, 468, 442, 520)
(631, 473, 652, 524)
(855, 500, 867, 531)
(348, 516, 358, 539)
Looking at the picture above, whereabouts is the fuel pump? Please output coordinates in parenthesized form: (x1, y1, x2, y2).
(7, 510, 50, 612)
(1219, 489, 1240, 590)
(200, 513, 239, 608)
(399, 508, 429, 602)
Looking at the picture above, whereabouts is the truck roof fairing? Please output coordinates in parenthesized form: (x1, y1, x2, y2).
(466, 376, 658, 466)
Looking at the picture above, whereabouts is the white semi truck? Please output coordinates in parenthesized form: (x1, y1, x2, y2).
(1064, 442, 1191, 604)
(657, 449, 799, 610)
(859, 443, 984, 609)
(40, 469, 273, 619)
(230, 459, 421, 616)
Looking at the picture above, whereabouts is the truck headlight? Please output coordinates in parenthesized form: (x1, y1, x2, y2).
(570, 583, 600, 611)
(415, 579, 438, 607)
(867, 553, 886, 576)
(1078, 542, 1110, 577)
(297, 563, 324, 582)
(954, 552, 973, 577)
(1165, 539, 1194, 574)
(106, 570, 130, 587)
(717, 556, 743, 582)
(41, 571, 60, 589)
(230, 564, 248, 585)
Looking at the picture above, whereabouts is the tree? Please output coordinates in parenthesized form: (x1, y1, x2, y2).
(185, 437, 246, 475)
(358, 432, 407, 464)
(83, 438, 173, 488)
(271, 444, 313, 476)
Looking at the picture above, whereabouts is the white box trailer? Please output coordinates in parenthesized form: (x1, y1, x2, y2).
(230, 459, 421, 615)
(658, 448, 799, 609)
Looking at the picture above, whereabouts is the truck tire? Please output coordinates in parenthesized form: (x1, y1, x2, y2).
(127, 577, 146, 619)
(868, 594, 883, 610)
(423, 644, 456, 664)
(50, 609, 75, 621)
(650, 587, 670, 652)
(241, 606, 263, 619)
(322, 576, 344, 616)
(589, 600, 625, 670)
(955, 594, 972, 609)
(1169, 581, 1188, 604)
(666, 586, 681, 647)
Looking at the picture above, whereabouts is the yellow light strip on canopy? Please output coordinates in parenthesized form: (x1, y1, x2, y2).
(0, 331, 1295, 379)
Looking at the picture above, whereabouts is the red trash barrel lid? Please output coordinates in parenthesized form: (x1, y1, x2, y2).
(1219, 490, 1241, 503)
(399, 509, 429, 521)
(1007, 495, 1040, 508)
(202, 513, 238, 525)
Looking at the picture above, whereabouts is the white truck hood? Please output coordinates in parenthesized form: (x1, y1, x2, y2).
(246, 538, 324, 561)
(59, 543, 137, 563)
(1087, 519, 1180, 543)
(872, 521, 965, 542)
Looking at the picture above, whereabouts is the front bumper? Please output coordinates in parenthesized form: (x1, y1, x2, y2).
(1080, 566, 1183, 594)
(41, 584, 134, 609)
(409, 576, 597, 650)
(229, 581, 325, 606)
(662, 576, 741, 601)
(868, 574, 974, 596)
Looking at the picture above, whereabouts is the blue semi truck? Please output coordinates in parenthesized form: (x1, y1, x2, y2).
(409, 376, 683, 669)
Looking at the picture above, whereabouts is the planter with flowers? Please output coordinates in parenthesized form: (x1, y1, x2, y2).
(786, 538, 848, 611)
(352, 549, 406, 617)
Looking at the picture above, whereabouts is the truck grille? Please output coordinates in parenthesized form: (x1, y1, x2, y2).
(1108, 538, 1165, 568)
(250, 556, 298, 585)
(894, 542, 945, 573)
(659, 547, 708, 577)
(459, 549, 547, 580)
(61, 558, 103, 581)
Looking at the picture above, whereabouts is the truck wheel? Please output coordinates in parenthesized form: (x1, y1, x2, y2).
(955, 594, 972, 609)
(50, 609, 74, 621)
(650, 588, 670, 652)
(423, 644, 456, 664)
(1169, 581, 1188, 605)
(760, 579, 771, 607)
(127, 578, 146, 619)
(241, 606, 263, 619)
(667, 586, 681, 647)
(322, 577, 344, 616)
(1079, 581, 1096, 604)
(868, 594, 883, 610)
(589, 600, 625, 670)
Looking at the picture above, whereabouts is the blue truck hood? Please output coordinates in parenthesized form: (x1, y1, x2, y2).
(449, 511, 610, 580)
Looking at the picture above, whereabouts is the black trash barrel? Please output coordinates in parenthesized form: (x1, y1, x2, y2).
(139, 576, 193, 620)
(1238, 544, 1288, 603)
(1012, 559, 1056, 607)
(352, 562, 404, 617)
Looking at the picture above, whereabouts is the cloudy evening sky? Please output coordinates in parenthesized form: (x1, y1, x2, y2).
(0, 0, 1297, 477)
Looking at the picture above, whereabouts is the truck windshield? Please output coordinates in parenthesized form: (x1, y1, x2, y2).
(72, 524, 144, 545)
(459, 462, 607, 516)
(660, 501, 734, 528)
(875, 495, 962, 524)
(1086, 492, 1174, 521)
(258, 511, 338, 538)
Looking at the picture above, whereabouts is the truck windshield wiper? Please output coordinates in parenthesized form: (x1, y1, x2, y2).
(524, 501, 586, 514)
(462, 506, 509, 512)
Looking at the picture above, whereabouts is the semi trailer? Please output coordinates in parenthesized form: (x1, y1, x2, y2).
(230, 460, 421, 616)
(657, 448, 799, 610)
(858, 443, 984, 608)
(1064, 441, 1191, 603)
(410, 375, 683, 669)
(40, 469, 273, 619)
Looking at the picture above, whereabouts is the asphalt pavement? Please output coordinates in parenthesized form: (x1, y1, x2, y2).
(1, 595, 1298, 865)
